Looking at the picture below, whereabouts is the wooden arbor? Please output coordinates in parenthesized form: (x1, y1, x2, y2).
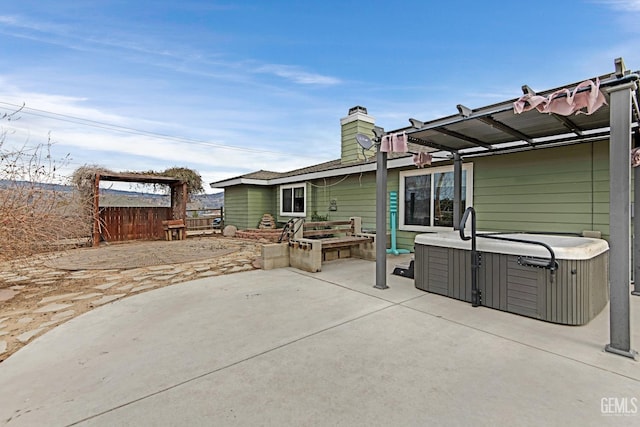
(90, 172, 188, 247)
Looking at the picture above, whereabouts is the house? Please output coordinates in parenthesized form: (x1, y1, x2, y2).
(211, 77, 621, 251)
(212, 59, 639, 358)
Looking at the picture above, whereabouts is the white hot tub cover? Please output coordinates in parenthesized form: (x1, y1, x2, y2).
(414, 231, 609, 260)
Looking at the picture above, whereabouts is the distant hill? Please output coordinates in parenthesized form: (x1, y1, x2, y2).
(99, 192, 224, 209)
(188, 192, 224, 209)
(0, 180, 224, 209)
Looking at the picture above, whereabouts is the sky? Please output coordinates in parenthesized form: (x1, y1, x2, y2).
(1, 0, 639, 194)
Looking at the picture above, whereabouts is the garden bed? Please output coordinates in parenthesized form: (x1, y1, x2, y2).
(235, 228, 285, 243)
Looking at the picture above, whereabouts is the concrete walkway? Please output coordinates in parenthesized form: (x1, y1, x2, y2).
(0, 255, 638, 426)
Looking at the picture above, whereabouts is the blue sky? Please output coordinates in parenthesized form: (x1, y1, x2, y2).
(1, 0, 639, 193)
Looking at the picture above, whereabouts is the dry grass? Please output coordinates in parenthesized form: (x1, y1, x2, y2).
(1, 121, 91, 262)
(0, 185, 90, 262)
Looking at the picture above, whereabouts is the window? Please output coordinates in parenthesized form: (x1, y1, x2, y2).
(280, 184, 306, 217)
(399, 164, 473, 231)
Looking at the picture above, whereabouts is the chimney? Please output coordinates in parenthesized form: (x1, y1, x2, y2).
(340, 106, 375, 164)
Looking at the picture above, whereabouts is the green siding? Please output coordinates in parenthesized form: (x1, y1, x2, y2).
(227, 139, 612, 249)
(308, 173, 380, 228)
(304, 172, 405, 247)
(472, 140, 609, 239)
(223, 186, 249, 229)
(301, 140, 611, 250)
(247, 186, 276, 229)
(341, 120, 375, 164)
(224, 185, 275, 230)
(274, 174, 391, 233)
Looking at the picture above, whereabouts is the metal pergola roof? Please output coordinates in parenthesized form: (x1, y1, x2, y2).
(393, 71, 639, 157)
(374, 59, 639, 359)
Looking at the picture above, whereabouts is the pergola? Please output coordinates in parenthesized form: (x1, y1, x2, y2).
(90, 171, 188, 246)
(373, 58, 638, 359)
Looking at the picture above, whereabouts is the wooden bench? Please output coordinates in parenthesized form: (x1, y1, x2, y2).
(302, 219, 355, 238)
(303, 220, 372, 255)
(316, 235, 374, 250)
(162, 219, 186, 241)
(288, 217, 375, 272)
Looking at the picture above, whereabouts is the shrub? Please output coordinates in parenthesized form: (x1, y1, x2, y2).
(0, 109, 88, 261)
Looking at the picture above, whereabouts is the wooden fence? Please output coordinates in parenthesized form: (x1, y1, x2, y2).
(185, 208, 223, 234)
(99, 206, 172, 242)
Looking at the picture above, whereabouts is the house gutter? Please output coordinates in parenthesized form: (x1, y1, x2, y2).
(209, 156, 425, 189)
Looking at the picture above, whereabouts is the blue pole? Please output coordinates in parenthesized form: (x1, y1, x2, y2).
(387, 191, 409, 255)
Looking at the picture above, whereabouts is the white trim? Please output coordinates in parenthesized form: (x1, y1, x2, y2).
(210, 178, 270, 188)
(340, 112, 375, 125)
(399, 163, 474, 232)
(279, 183, 306, 217)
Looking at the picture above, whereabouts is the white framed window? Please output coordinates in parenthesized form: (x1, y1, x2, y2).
(280, 183, 306, 217)
(399, 163, 473, 232)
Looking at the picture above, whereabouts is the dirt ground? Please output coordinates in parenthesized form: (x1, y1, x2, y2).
(0, 236, 264, 362)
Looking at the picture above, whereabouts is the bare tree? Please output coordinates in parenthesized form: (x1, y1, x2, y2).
(0, 107, 88, 262)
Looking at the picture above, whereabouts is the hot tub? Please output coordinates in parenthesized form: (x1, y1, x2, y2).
(414, 231, 609, 325)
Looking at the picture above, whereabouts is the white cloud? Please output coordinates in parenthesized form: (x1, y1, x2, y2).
(0, 12, 349, 190)
(0, 13, 341, 90)
(0, 14, 69, 33)
(0, 82, 340, 193)
(3, 114, 322, 171)
(255, 64, 342, 85)
(597, 0, 640, 11)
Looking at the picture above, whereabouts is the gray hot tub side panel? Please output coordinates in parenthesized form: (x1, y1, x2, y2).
(414, 244, 609, 325)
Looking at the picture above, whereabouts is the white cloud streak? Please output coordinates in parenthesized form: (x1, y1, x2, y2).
(0, 13, 342, 89)
(255, 64, 342, 85)
(0, 14, 69, 33)
(0, 82, 339, 192)
(596, 0, 640, 11)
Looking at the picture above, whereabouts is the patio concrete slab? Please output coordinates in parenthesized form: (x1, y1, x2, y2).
(0, 258, 638, 426)
(403, 288, 640, 382)
(294, 254, 424, 304)
(83, 306, 638, 427)
(0, 268, 392, 426)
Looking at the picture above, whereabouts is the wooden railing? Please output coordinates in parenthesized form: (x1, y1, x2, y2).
(185, 208, 223, 234)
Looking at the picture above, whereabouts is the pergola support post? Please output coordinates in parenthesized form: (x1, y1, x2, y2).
(375, 148, 388, 289)
(171, 182, 188, 220)
(634, 157, 640, 296)
(92, 174, 101, 248)
(605, 81, 638, 359)
(453, 153, 462, 230)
